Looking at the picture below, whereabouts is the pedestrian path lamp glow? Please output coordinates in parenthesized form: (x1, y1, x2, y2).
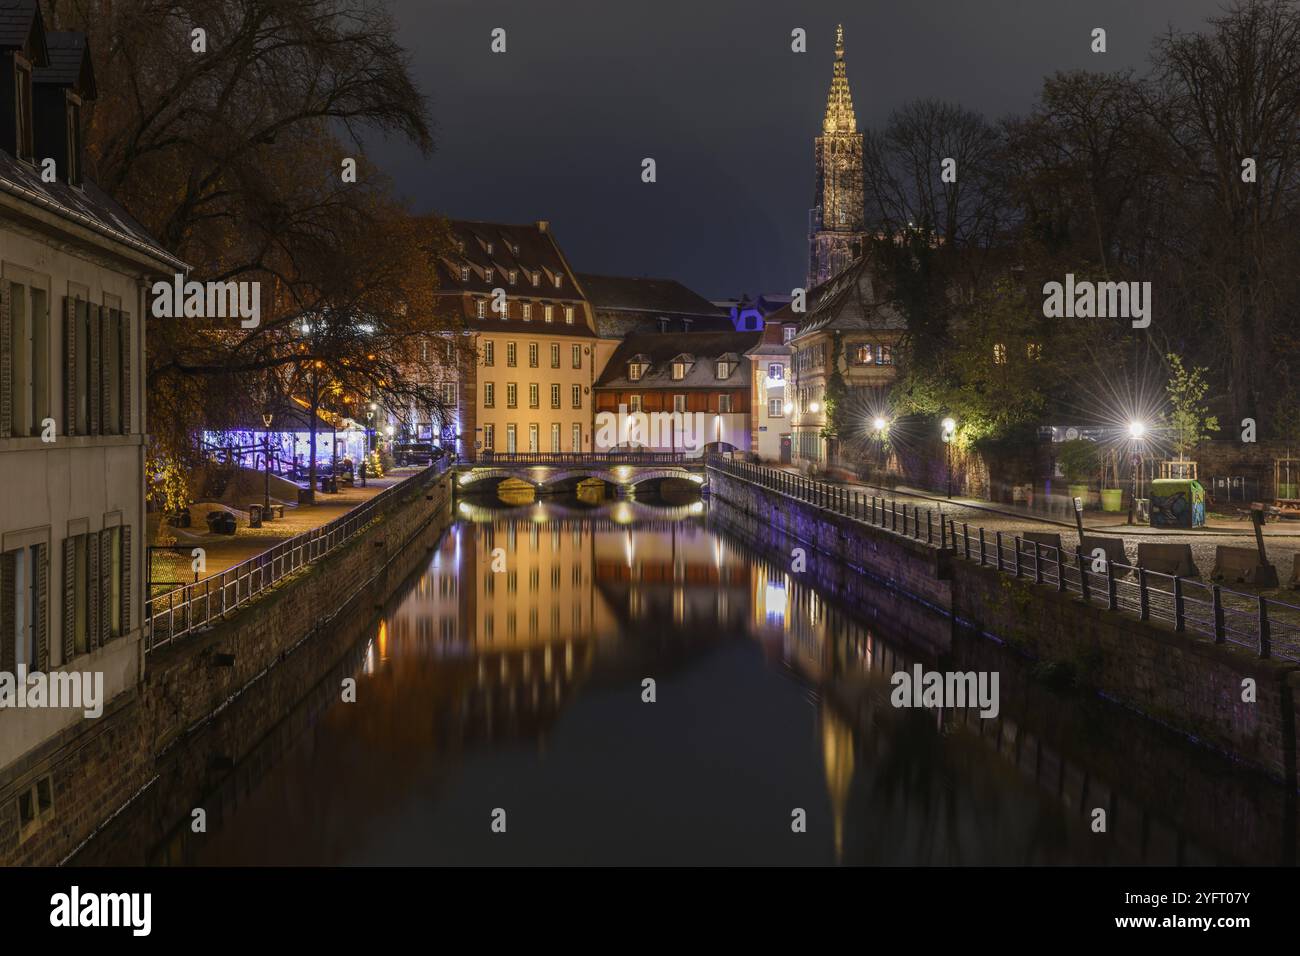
(1128, 420, 1146, 440)
(1127, 420, 1148, 524)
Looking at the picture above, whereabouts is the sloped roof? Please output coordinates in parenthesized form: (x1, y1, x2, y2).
(764, 257, 907, 341)
(595, 331, 762, 390)
(577, 273, 723, 318)
(0, 0, 46, 62)
(35, 31, 95, 96)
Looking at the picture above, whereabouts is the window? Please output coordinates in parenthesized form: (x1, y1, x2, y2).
(107, 527, 122, 640)
(460, 266, 469, 282)
(532, 272, 540, 287)
(483, 341, 495, 366)
(551, 423, 561, 452)
(528, 423, 539, 452)
(671, 362, 685, 380)
(522, 302, 532, 321)
(15, 59, 33, 160)
(571, 384, 581, 408)
(73, 298, 89, 434)
(529, 343, 538, 367)
(8, 280, 49, 437)
(1027, 342, 1042, 360)
(718, 395, 733, 413)
(550, 383, 560, 408)
(6, 544, 43, 669)
(483, 423, 494, 450)
(506, 424, 517, 453)
(506, 383, 517, 408)
(475, 299, 486, 318)
(716, 361, 731, 379)
(509, 270, 517, 285)
(564, 306, 574, 324)
(628, 362, 644, 381)
(856, 344, 873, 365)
(629, 395, 642, 413)
(571, 423, 582, 452)
(878, 344, 893, 365)
(769, 398, 784, 417)
(554, 275, 562, 289)
(783, 326, 797, 344)
(484, 268, 493, 284)
(767, 363, 784, 382)
(529, 383, 539, 408)
(442, 383, 457, 406)
(73, 535, 88, 655)
(993, 343, 1007, 365)
(483, 382, 495, 407)
(550, 343, 560, 368)
(673, 395, 686, 413)
(485, 242, 493, 254)
(507, 342, 517, 367)
(571, 345, 581, 369)
(544, 304, 554, 323)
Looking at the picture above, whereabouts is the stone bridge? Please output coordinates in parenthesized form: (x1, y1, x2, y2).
(453, 453, 707, 495)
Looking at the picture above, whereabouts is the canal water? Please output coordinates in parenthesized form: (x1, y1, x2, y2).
(81, 495, 1294, 865)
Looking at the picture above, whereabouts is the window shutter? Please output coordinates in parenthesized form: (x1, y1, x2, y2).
(62, 537, 76, 663)
(100, 306, 112, 434)
(63, 298, 76, 436)
(120, 525, 131, 633)
(119, 310, 131, 435)
(35, 542, 48, 671)
(89, 304, 102, 435)
(87, 531, 99, 651)
(99, 531, 110, 646)
(0, 284, 11, 438)
(0, 553, 14, 674)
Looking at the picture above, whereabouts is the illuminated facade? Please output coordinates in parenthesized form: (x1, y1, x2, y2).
(807, 24, 866, 290)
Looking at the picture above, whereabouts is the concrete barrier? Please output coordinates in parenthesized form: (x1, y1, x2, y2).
(1212, 546, 1280, 587)
(1291, 553, 1300, 587)
(1082, 535, 1132, 576)
(1136, 542, 1200, 578)
(1019, 531, 1063, 554)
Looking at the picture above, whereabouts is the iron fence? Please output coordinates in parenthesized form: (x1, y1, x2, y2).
(145, 461, 450, 652)
(707, 455, 1300, 663)
(473, 451, 700, 466)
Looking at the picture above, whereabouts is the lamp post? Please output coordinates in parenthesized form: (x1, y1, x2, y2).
(873, 417, 887, 479)
(942, 417, 957, 498)
(261, 411, 274, 514)
(1127, 420, 1146, 525)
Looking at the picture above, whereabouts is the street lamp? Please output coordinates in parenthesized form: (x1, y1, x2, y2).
(261, 411, 274, 514)
(941, 417, 957, 499)
(872, 417, 888, 477)
(1127, 419, 1147, 525)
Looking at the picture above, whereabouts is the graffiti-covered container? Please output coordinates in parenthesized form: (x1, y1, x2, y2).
(1149, 479, 1206, 529)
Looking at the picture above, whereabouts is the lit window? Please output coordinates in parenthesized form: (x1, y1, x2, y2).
(718, 394, 733, 413)
(993, 343, 1007, 365)
(485, 268, 493, 284)
(671, 362, 686, 380)
(768, 363, 784, 381)
(509, 270, 517, 284)
(442, 383, 457, 405)
(716, 361, 731, 379)
(1027, 342, 1042, 360)
(532, 272, 540, 286)
(878, 344, 893, 366)
(483, 341, 495, 366)
(475, 299, 485, 318)
(768, 398, 784, 417)
(554, 274, 562, 289)
(544, 304, 554, 323)
(783, 326, 796, 344)
(856, 344, 873, 365)
(507, 342, 517, 366)
(522, 302, 532, 321)
(629, 363, 645, 381)
(460, 266, 469, 282)
(484, 382, 495, 407)
(564, 306, 574, 324)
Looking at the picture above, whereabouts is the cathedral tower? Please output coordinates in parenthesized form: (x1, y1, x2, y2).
(807, 24, 866, 289)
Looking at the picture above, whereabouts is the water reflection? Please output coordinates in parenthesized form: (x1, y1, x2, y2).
(127, 498, 1285, 866)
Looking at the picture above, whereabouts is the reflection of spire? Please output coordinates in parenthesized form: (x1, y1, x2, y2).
(821, 705, 855, 863)
(823, 24, 857, 135)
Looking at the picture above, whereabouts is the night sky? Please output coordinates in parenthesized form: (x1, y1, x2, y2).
(373, 0, 1226, 301)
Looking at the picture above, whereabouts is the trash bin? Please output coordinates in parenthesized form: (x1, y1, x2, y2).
(248, 504, 263, 528)
(1149, 479, 1206, 529)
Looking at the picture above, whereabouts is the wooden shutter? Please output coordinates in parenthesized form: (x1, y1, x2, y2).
(63, 298, 76, 436)
(120, 525, 131, 633)
(34, 543, 47, 671)
(88, 303, 101, 435)
(99, 531, 110, 646)
(62, 537, 76, 663)
(0, 283, 11, 438)
(0, 552, 14, 674)
(87, 531, 99, 651)
(119, 310, 131, 436)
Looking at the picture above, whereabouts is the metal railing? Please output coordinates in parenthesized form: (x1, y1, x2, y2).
(472, 451, 701, 466)
(707, 456, 1300, 663)
(144, 460, 450, 652)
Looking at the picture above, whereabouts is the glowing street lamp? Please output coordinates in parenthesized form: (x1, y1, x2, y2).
(1127, 419, 1148, 525)
(872, 417, 887, 433)
(941, 417, 957, 498)
(809, 401, 821, 413)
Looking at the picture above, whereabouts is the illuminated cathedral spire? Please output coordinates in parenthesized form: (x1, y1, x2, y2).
(808, 24, 866, 289)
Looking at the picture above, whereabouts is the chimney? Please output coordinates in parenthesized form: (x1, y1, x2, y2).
(535, 220, 549, 233)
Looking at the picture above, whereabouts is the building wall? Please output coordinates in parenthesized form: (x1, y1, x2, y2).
(0, 222, 149, 778)
(749, 355, 791, 461)
(791, 329, 903, 466)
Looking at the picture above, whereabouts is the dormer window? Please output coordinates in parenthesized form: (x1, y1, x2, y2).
(553, 274, 562, 289)
(460, 266, 469, 282)
(484, 268, 493, 283)
(485, 241, 493, 254)
(509, 269, 517, 284)
(628, 362, 645, 381)
(511, 243, 520, 255)
(716, 361, 731, 379)
(671, 361, 686, 380)
(15, 58, 34, 161)
(457, 240, 465, 253)
(532, 272, 540, 286)
(564, 306, 574, 324)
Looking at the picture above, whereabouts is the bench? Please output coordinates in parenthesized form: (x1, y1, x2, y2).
(1212, 546, 1279, 587)
(265, 503, 285, 519)
(1080, 535, 1132, 576)
(1136, 542, 1199, 578)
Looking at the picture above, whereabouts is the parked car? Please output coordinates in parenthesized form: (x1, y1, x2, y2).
(393, 442, 435, 466)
